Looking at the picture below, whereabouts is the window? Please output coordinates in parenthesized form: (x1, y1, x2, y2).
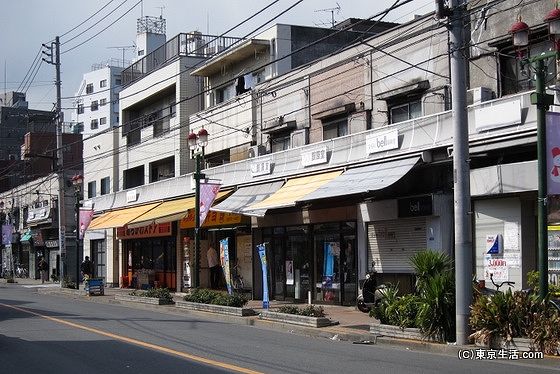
(87, 181, 97, 199)
(100, 98, 107, 106)
(100, 177, 110, 195)
(123, 166, 144, 189)
(115, 79, 122, 86)
(90, 119, 99, 130)
(150, 157, 175, 182)
(77, 104, 84, 114)
(86, 83, 94, 94)
(389, 100, 421, 124)
(100, 79, 107, 88)
(75, 122, 84, 133)
(216, 84, 235, 104)
(322, 116, 348, 140)
(100, 117, 107, 126)
(91, 100, 99, 111)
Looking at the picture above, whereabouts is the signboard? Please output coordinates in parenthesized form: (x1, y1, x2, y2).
(250, 157, 272, 177)
(486, 234, 503, 255)
(117, 222, 172, 239)
(366, 129, 399, 154)
(301, 146, 327, 167)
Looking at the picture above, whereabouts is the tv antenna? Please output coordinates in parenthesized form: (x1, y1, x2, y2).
(107, 44, 136, 67)
(314, 2, 341, 28)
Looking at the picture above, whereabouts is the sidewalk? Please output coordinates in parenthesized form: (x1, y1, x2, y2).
(6, 277, 560, 365)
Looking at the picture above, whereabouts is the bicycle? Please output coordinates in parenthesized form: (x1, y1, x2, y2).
(490, 273, 515, 292)
(230, 262, 245, 293)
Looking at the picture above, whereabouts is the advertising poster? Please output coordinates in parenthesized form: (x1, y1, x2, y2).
(257, 243, 269, 308)
(220, 238, 232, 295)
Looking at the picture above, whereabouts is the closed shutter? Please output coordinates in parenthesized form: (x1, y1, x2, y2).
(367, 217, 426, 273)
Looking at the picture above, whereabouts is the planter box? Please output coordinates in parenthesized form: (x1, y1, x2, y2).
(370, 323, 438, 342)
(259, 310, 332, 328)
(475, 335, 535, 351)
(115, 294, 174, 305)
(175, 300, 255, 316)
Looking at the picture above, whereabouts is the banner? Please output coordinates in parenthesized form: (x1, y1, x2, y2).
(257, 243, 269, 308)
(547, 111, 560, 194)
(2, 225, 12, 245)
(79, 209, 94, 240)
(220, 238, 232, 295)
(199, 183, 221, 225)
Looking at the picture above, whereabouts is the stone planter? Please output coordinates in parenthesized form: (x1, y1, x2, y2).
(259, 310, 333, 328)
(370, 323, 438, 342)
(115, 294, 175, 305)
(175, 300, 255, 316)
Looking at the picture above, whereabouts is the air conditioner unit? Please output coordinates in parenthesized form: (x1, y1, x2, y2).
(248, 145, 266, 158)
(467, 87, 493, 105)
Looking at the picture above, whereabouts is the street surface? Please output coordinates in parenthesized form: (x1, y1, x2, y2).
(0, 283, 558, 373)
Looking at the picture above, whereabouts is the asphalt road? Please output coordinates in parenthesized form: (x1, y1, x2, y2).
(0, 284, 558, 373)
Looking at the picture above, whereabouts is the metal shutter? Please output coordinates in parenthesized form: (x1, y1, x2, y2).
(367, 217, 426, 273)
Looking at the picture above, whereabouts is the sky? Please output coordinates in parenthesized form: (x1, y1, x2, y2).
(0, 0, 435, 118)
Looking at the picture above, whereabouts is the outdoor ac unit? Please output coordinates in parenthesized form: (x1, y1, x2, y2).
(467, 87, 493, 105)
(248, 145, 266, 158)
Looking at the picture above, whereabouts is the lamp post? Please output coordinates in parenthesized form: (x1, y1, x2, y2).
(72, 173, 83, 290)
(509, 5, 560, 302)
(187, 127, 209, 289)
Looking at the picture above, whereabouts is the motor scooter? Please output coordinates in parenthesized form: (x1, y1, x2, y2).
(357, 261, 387, 313)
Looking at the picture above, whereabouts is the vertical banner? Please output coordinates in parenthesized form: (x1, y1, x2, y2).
(322, 242, 334, 289)
(546, 111, 560, 194)
(220, 238, 232, 295)
(2, 224, 13, 245)
(79, 209, 94, 240)
(200, 183, 221, 224)
(257, 243, 269, 308)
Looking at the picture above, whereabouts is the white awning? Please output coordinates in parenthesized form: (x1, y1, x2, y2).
(211, 181, 284, 217)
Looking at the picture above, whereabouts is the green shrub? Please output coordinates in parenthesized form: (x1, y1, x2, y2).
(276, 304, 326, 317)
(183, 288, 248, 308)
(129, 287, 174, 302)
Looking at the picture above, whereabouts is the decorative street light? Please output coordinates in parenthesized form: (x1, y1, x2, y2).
(72, 173, 83, 290)
(509, 3, 560, 302)
(187, 127, 209, 289)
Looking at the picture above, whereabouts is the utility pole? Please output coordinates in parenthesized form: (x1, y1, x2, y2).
(43, 36, 66, 286)
(449, 1, 472, 345)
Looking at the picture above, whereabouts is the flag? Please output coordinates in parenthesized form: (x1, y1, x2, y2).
(79, 209, 94, 240)
(220, 238, 232, 295)
(257, 243, 269, 309)
(199, 183, 221, 224)
(2, 224, 12, 245)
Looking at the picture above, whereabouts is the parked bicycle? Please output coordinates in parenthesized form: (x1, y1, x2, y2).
(15, 264, 28, 278)
(230, 262, 245, 293)
(490, 273, 515, 292)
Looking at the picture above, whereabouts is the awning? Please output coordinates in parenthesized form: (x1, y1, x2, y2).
(20, 229, 32, 242)
(127, 191, 231, 228)
(245, 170, 343, 212)
(211, 181, 285, 217)
(297, 157, 419, 202)
(87, 203, 161, 230)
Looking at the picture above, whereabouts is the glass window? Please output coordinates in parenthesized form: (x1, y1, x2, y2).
(87, 181, 96, 198)
(77, 104, 84, 114)
(86, 83, 94, 94)
(100, 117, 107, 126)
(100, 177, 110, 195)
(100, 98, 107, 106)
(91, 100, 99, 111)
(90, 119, 98, 130)
(322, 116, 348, 140)
(100, 79, 107, 88)
(389, 99, 421, 124)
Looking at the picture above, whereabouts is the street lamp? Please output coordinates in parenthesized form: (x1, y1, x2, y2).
(509, 4, 560, 301)
(72, 173, 83, 290)
(187, 127, 209, 288)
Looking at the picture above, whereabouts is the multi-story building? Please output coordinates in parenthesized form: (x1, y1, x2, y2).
(84, 1, 559, 309)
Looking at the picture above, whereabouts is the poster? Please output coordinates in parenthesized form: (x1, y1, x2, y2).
(257, 243, 269, 308)
(286, 260, 294, 285)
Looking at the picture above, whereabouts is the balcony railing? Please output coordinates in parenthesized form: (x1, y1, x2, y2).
(122, 33, 244, 87)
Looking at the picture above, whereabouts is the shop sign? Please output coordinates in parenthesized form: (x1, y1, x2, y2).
(397, 195, 433, 217)
(180, 211, 244, 229)
(117, 222, 171, 239)
(250, 157, 272, 177)
(366, 129, 398, 154)
(301, 146, 327, 167)
(45, 240, 59, 248)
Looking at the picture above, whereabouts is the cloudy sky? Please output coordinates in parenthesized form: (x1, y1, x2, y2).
(0, 0, 434, 117)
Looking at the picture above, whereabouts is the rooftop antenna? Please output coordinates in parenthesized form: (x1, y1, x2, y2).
(314, 2, 341, 28)
(156, 5, 165, 18)
(107, 44, 136, 67)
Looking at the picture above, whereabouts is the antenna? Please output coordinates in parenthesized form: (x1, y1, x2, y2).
(156, 5, 165, 18)
(107, 45, 136, 67)
(314, 2, 341, 28)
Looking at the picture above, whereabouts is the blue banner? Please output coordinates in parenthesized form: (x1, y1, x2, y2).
(257, 243, 269, 309)
(220, 238, 232, 295)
